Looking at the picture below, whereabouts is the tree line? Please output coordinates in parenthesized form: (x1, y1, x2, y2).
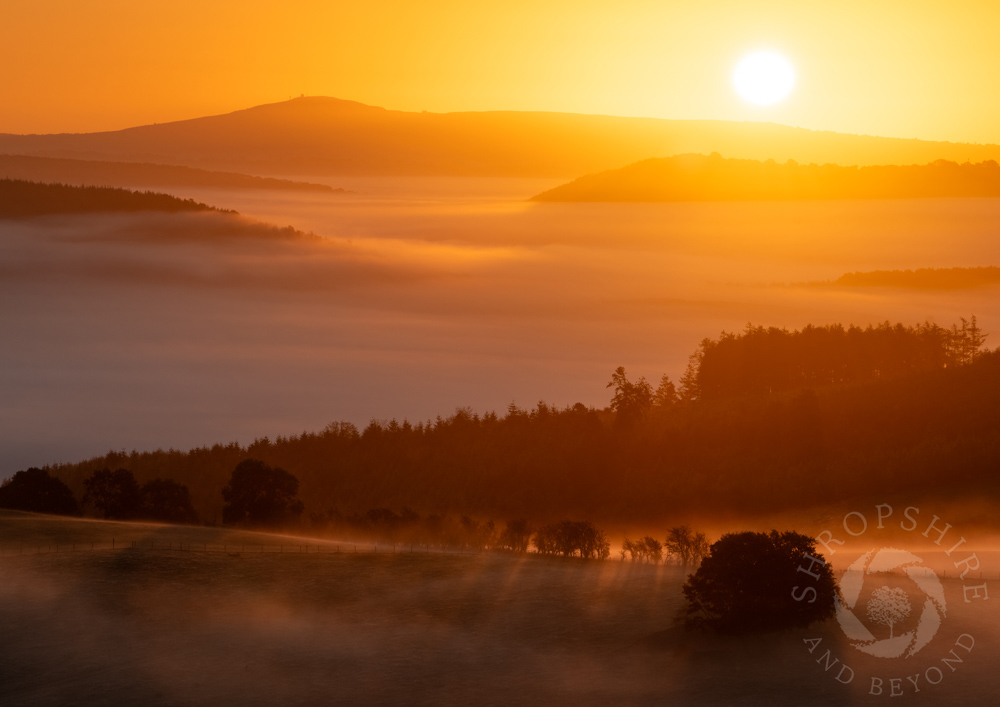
(0, 178, 232, 218)
(3, 458, 719, 562)
(9, 317, 996, 525)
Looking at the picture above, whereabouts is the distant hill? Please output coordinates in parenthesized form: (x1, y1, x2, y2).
(2, 96, 1000, 178)
(531, 153, 1000, 202)
(0, 154, 341, 192)
(833, 267, 1000, 289)
(0, 179, 230, 218)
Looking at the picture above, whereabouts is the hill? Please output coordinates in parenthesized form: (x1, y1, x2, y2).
(0, 154, 340, 192)
(0, 179, 230, 218)
(832, 267, 1000, 289)
(39, 333, 1000, 526)
(531, 153, 1000, 202)
(3, 96, 1000, 177)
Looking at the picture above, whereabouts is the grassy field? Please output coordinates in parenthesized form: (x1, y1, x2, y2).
(1, 511, 996, 706)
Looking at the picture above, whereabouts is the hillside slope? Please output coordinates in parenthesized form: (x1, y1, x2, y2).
(0, 154, 339, 192)
(531, 153, 1000, 202)
(3, 97, 1000, 178)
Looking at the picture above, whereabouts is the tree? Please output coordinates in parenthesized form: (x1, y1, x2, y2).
(682, 530, 839, 633)
(666, 525, 709, 565)
(653, 375, 678, 408)
(497, 518, 533, 552)
(83, 468, 141, 519)
(0, 468, 78, 515)
(533, 520, 610, 559)
(221, 459, 304, 527)
(139, 478, 199, 524)
(866, 586, 911, 639)
(623, 536, 663, 562)
(606, 367, 653, 427)
(678, 352, 702, 402)
(949, 316, 988, 365)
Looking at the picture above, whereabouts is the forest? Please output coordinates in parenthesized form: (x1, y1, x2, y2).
(531, 153, 1000, 202)
(0, 179, 230, 218)
(16, 317, 994, 528)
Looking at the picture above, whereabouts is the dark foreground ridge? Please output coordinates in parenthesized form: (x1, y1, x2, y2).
(0, 178, 233, 218)
(531, 153, 1000, 202)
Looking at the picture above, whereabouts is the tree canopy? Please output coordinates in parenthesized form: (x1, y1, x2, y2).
(83, 468, 142, 520)
(139, 478, 199, 524)
(682, 530, 839, 634)
(0, 468, 78, 515)
(221, 459, 304, 528)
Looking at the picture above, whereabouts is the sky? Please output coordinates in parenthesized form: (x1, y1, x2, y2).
(3, 1, 1000, 144)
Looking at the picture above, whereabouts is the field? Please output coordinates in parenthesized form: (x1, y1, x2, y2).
(1, 510, 997, 706)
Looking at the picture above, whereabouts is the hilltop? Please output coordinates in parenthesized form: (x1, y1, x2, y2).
(2, 96, 1000, 178)
(0, 154, 340, 192)
(0, 179, 231, 218)
(531, 153, 1000, 202)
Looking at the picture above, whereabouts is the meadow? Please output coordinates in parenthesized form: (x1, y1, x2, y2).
(1, 510, 997, 706)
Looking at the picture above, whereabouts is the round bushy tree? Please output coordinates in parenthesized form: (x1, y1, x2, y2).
(83, 468, 142, 519)
(682, 530, 839, 633)
(0, 467, 78, 515)
(221, 459, 304, 528)
(139, 478, 199, 524)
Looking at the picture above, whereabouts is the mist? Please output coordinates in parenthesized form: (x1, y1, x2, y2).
(3, 180, 1000, 476)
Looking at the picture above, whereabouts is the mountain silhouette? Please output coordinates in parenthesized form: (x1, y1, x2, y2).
(531, 153, 1000, 202)
(0, 154, 339, 192)
(2, 97, 1000, 178)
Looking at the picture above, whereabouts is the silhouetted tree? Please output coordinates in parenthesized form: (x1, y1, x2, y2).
(682, 530, 838, 633)
(678, 353, 702, 402)
(622, 536, 663, 562)
(653, 375, 678, 408)
(0, 468, 78, 515)
(83, 468, 142, 519)
(497, 519, 533, 552)
(950, 316, 988, 365)
(533, 520, 610, 559)
(607, 367, 653, 427)
(139, 478, 199, 524)
(665, 525, 708, 565)
(221, 459, 304, 528)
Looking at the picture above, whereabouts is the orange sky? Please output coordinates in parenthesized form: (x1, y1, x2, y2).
(3, 1, 1000, 144)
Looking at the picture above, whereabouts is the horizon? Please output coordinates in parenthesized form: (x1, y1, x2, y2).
(4, 5, 1000, 705)
(4, 1, 1000, 145)
(4, 94, 1000, 153)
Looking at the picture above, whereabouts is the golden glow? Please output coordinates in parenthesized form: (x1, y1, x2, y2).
(733, 52, 795, 106)
(2, 2, 1000, 144)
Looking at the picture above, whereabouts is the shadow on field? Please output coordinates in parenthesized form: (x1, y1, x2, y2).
(1, 513, 996, 706)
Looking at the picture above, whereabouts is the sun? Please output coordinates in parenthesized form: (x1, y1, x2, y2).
(733, 51, 795, 106)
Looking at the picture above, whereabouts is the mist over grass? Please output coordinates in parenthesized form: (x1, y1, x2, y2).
(1, 512, 997, 706)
